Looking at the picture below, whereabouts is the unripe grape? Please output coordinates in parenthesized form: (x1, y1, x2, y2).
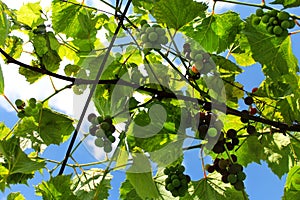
(227, 174, 238, 184)
(88, 113, 97, 122)
(281, 20, 290, 29)
(237, 171, 246, 181)
(95, 138, 104, 147)
(273, 26, 283, 35)
(177, 165, 185, 173)
(172, 179, 181, 187)
(141, 34, 149, 43)
(261, 15, 270, 23)
(148, 32, 158, 42)
(145, 26, 155, 33)
(234, 181, 245, 191)
(104, 143, 112, 153)
(194, 53, 203, 61)
(167, 183, 174, 191)
(256, 9, 264, 17)
(277, 11, 290, 21)
(289, 20, 295, 29)
(269, 10, 278, 17)
(252, 17, 261, 25)
(267, 25, 274, 34)
(108, 135, 116, 143)
(17, 111, 26, 118)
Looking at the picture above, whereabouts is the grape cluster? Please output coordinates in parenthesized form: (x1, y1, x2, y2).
(197, 111, 224, 141)
(164, 164, 191, 197)
(253, 9, 295, 37)
(15, 98, 42, 118)
(190, 50, 214, 75)
(205, 156, 246, 191)
(88, 113, 116, 153)
(138, 24, 168, 50)
(210, 128, 240, 154)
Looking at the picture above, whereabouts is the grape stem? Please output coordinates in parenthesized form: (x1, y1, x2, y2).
(200, 148, 207, 178)
(2, 94, 18, 112)
(214, 0, 273, 9)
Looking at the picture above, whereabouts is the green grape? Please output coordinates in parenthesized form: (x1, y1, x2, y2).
(268, 17, 277, 24)
(141, 34, 149, 43)
(172, 179, 181, 187)
(178, 187, 186, 197)
(148, 32, 158, 42)
(156, 28, 166, 36)
(281, 20, 291, 29)
(15, 99, 24, 107)
(171, 174, 178, 180)
(194, 53, 203, 61)
(171, 190, 179, 197)
(273, 26, 283, 35)
(177, 165, 185, 173)
(207, 127, 218, 138)
(108, 135, 116, 143)
(31, 108, 39, 115)
(17, 111, 26, 118)
(95, 138, 104, 147)
(277, 11, 290, 21)
(104, 143, 112, 153)
(190, 51, 197, 60)
(164, 168, 170, 175)
(261, 15, 270, 23)
(289, 20, 295, 29)
(166, 183, 174, 191)
(267, 25, 274, 34)
(140, 19, 148, 27)
(160, 36, 168, 45)
(228, 163, 243, 174)
(88, 113, 97, 122)
(281, 29, 289, 37)
(24, 106, 33, 115)
(256, 9, 264, 17)
(165, 177, 172, 184)
(145, 26, 155, 34)
(144, 42, 152, 49)
(233, 181, 245, 191)
(100, 122, 111, 132)
(272, 19, 279, 25)
(95, 129, 105, 138)
(29, 98, 36, 105)
(227, 174, 238, 184)
(97, 116, 104, 124)
(36, 102, 43, 109)
(269, 10, 278, 17)
(252, 17, 261, 25)
(237, 171, 246, 181)
(104, 116, 113, 124)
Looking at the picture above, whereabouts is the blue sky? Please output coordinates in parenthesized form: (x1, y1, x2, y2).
(1, 0, 300, 199)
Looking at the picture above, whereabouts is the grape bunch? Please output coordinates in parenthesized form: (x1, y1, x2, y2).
(87, 113, 116, 153)
(190, 50, 214, 75)
(164, 164, 191, 197)
(138, 24, 168, 50)
(210, 128, 240, 154)
(253, 9, 296, 37)
(15, 98, 42, 118)
(205, 156, 246, 191)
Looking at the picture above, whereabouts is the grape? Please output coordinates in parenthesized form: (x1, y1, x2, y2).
(212, 142, 225, 154)
(226, 142, 234, 150)
(252, 87, 258, 93)
(108, 135, 116, 143)
(244, 96, 253, 105)
(29, 98, 36, 105)
(160, 36, 168, 45)
(203, 102, 212, 111)
(269, 10, 278, 17)
(231, 154, 238, 162)
(24, 106, 33, 114)
(273, 26, 283, 35)
(222, 174, 229, 183)
(164, 168, 170, 175)
(281, 20, 290, 29)
(141, 34, 149, 43)
(227, 174, 237, 184)
(233, 180, 245, 191)
(178, 165, 185, 173)
(207, 127, 218, 138)
(231, 138, 240, 146)
(172, 179, 181, 187)
(228, 163, 243, 174)
(104, 144, 112, 153)
(237, 171, 246, 181)
(267, 26, 274, 34)
(156, 28, 166, 36)
(167, 183, 174, 191)
(17, 111, 26, 118)
(148, 32, 158, 42)
(227, 129, 237, 139)
(277, 11, 290, 21)
(95, 138, 104, 147)
(89, 125, 98, 136)
(15, 99, 24, 107)
(88, 113, 97, 122)
(185, 175, 191, 183)
(194, 53, 203, 61)
(206, 164, 215, 173)
(256, 9, 264, 17)
(289, 20, 295, 29)
(247, 125, 256, 135)
(249, 107, 257, 115)
(36, 102, 43, 109)
(261, 15, 270, 23)
(252, 17, 261, 25)
(171, 190, 179, 197)
(218, 159, 229, 169)
(100, 122, 111, 132)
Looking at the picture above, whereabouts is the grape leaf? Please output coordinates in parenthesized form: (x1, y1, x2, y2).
(231, 34, 256, 66)
(235, 135, 265, 167)
(152, 0, 207, 30)
(120, 179, 143, 200)
(270, 0, 300, 8)
(126, 151, 160, 199)
(243, 15, 299, 80)
(7, 192, 25, 200)
(282, 166, 300, 199)
(183, 12, 242, 53)
(261, 133, 295, 178)
(0, 65, 4, 95)
(39, 109, 74, 145)
(16, 2, 44, 27)
(72, 168, 112, 200)
(0, 3, 9, 47)
(36, 175, 78, 200)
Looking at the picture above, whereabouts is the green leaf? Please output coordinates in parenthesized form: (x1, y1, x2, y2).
(16, 2, 44, 27)
(39, 109, 75, 145)
(235, 135, 265, 166)
(261, 133, 295, 178)
(19, 67, 43, 84)
(120, 179, 143, 200)
(270, 0, 300, 8)
(7, 192, 25, 200)
(231, 34, 256, 66)
(243, 15, 299, 79)
(0, 4, 9, 46)
(36, 175, 78, 200)
(183, 11, 242, 53)
(72, 168, 112, 200)
(14, 117, 39, 137)
(282, 165, 300, 199)
(0, 65, 4, 94)
(64, 64, 80, 76)
(0, 137, 45, 175)
(126, 151, 160, 199)
(152, 0, 208, 30)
